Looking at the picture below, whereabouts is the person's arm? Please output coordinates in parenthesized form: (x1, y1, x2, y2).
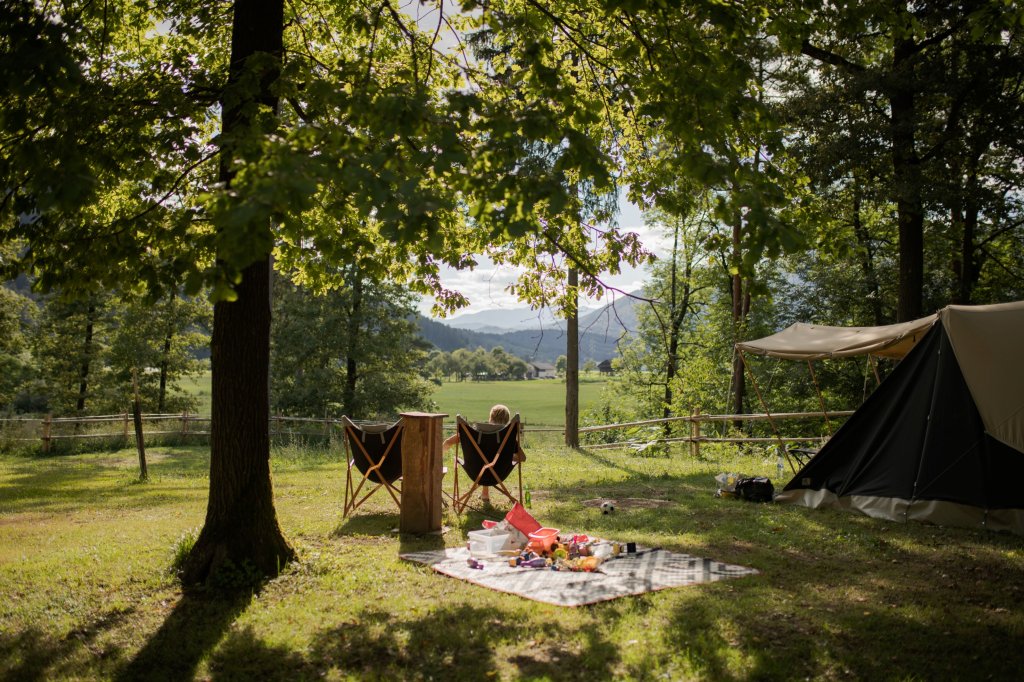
(442, 432, 458, 451)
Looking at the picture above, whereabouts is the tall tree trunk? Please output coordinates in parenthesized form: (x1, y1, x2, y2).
(76, 303, 96, 414)
(729, 222, 749, 428)
(182, 0, 293, 587)
(851, 179, 884, 325)
(954, 150, 981, 305)
(342, 277, 363, 416)
(158, 332, 172, 413)
(564, 267, 579, 449)
(662, 220, 692, 438)
(890, 35, 925, 322)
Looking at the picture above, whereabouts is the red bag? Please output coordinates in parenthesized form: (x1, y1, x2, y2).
(505, 502, 542, 535)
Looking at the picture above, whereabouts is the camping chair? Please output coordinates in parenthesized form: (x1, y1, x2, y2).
(788, 447, 819, 469)
(452, 414, 525, 514)
(342, 416, 403, 517)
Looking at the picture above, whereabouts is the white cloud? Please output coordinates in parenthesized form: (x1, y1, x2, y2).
(418, 194, 671, 317)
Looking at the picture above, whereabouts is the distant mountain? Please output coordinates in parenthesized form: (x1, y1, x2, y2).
(443, 306, 592, 332)
(579, 295, 641, 336)
(416, 294, 642, 363)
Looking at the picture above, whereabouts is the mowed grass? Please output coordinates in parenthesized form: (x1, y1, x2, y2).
(2, 438, 1023, 681)
(431, 376, 609, 427)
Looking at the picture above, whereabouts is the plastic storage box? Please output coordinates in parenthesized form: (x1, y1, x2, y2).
(467, 528, 512, 556)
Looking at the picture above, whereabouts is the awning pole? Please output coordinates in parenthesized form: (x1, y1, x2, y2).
(869, 355, 881, 386)
(740, 350, 796, 474)
(807, 360, 833, 436)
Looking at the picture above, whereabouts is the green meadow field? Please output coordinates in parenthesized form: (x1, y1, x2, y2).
(430, 376, 609, 427)
(179, 371, 611, 428)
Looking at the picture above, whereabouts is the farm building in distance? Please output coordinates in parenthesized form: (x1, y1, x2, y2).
(526, 362, 557, 379)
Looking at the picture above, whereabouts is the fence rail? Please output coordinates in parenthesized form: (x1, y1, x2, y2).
(0, 409, 849, 460)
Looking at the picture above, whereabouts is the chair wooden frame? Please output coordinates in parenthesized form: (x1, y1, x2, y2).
(452, 414, 524, 513)
(342, 416, 403, 517)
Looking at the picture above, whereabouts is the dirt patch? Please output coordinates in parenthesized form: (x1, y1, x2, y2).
(581, 497, 674, 509)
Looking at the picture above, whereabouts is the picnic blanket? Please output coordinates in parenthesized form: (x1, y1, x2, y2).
(400, 546, 758, 607)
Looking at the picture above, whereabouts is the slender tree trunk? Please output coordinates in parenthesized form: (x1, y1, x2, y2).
(729, 222, 748, 428)
(851, 179, 884, 325)
(564, 267, 579, 449)
(158, 332, 172, 413)
(342, 277, 363, 416)
(76, 303, 96, 414)
(662, 220, 693, 439)
(955, 150, 981, 305)
(132, 369, 148, 481)
(182, 0, 293, 587)
(663, 227, 679, 434)
(890, 36, 925, 322)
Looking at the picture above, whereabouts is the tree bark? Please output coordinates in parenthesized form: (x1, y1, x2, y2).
(76, 303, 96, 414)
(889, 34, 925, 322)
(728, 221, 749, 428)
(342, 276, 363, 416)
(851, 178, 884, 326)
(181, 0, 293, 587)
(564, 267, 579, 449)
(158, 331, 172, 413)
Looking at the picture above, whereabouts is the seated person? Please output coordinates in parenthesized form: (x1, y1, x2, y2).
(443, 403, 525, 504)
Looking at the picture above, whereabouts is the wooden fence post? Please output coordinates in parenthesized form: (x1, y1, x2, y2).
(42, 414, 52, 453)
(691, 408, 701, 459)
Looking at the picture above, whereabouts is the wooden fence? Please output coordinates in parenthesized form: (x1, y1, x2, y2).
(0, 409, 852, 461)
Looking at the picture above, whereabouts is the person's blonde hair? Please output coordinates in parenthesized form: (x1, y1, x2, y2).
(488, 404, 511, 424)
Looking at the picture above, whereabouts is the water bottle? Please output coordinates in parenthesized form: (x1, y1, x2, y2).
(776, 454, 784, 480)
(524, 485, 532, 508)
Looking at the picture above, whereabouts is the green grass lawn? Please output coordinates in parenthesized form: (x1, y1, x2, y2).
(2, 439, 1023, 680)
(431, 376, 610, 427)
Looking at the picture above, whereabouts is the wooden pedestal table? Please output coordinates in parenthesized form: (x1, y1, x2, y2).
(399, 412, 447, 534)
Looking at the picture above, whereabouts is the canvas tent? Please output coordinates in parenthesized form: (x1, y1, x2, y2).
(764, 301, 1024, 535)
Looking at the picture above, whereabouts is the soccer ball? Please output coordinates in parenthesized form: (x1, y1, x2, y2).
(600, 501, 616, 514)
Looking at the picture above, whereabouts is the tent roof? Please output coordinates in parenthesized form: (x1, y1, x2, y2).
(736, 315, 938, 361)
(941, 301, 1024, 454)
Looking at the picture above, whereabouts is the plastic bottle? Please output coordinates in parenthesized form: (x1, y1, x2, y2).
(776, 454, 784, 480)
(524, 485, 532, 508)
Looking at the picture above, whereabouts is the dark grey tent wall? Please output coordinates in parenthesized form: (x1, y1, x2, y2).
(783, 324, 1024, 512)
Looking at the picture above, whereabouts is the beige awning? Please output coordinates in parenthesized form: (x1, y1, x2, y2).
(737, 301, 1024, 453)
(736, 315, 938, 361)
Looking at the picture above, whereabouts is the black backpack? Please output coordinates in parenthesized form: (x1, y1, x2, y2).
(735, 476, 774, 502)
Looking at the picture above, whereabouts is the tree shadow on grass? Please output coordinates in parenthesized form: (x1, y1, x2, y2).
(0, 607, 134, 681)
(207, 604, 618, 681)
(331, 512, 399, 537)
(115, 592, 250, 682)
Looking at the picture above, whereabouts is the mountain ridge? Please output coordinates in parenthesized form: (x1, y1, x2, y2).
(416, 295, 641, 363)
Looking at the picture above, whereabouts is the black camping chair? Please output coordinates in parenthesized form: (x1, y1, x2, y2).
(788, 447, 819, 468)
(452, 414, 524, 513)
(342, 416, 403, 517)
